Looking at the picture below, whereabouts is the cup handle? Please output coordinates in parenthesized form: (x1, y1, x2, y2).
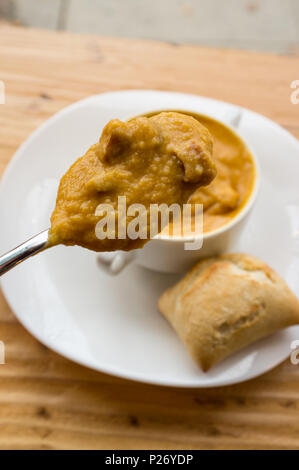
(230, 111, 243, 129)
(97, 251, 136, 275)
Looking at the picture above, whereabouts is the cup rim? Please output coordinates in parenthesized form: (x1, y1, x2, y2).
(126, 108, 260, 244)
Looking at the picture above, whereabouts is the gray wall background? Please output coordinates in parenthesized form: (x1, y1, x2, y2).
(1, 0, 299, 54)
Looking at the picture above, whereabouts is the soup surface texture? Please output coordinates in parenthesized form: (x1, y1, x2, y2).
(158, 112, 256, 236)
(48, 112, 216, 251)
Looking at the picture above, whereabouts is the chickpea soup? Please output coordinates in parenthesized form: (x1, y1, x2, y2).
(147, 111, 256, 237)
(48, 112, 216, 252)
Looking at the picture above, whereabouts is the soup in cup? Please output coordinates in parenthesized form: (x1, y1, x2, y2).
(97, 110, 259, 274)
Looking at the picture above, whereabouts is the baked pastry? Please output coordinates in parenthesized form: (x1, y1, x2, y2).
(158, 253, 299, 371)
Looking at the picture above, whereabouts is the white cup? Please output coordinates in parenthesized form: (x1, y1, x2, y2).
(97, 110, 260, 274)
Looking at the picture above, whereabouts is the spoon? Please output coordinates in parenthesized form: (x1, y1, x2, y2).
(0, 229, 49, 276)
(0, 112, 243, 277)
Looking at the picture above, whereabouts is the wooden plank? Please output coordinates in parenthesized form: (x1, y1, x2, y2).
(0, 24, 299, 450)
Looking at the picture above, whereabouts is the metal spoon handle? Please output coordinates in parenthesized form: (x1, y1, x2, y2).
(0, 229, 49, 276)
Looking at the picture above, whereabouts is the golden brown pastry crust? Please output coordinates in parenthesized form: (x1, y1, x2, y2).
(158, 253, 299, 371)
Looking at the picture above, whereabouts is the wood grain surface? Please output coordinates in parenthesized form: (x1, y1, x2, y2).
(0, 24, 299, 450)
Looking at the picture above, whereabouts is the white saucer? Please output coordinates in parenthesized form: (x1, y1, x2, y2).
(1, 90, 299, 388)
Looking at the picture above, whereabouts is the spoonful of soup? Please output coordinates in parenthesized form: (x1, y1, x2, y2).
(0, 112, 216, 274)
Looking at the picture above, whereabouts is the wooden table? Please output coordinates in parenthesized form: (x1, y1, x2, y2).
(0, 24, 299, 450)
